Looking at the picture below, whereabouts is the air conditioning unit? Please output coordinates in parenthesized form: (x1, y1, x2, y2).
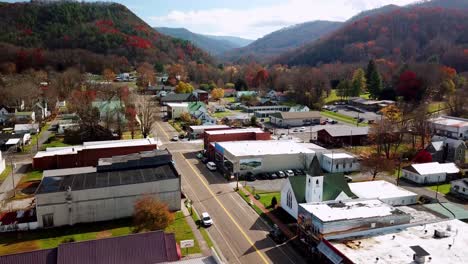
(434, 229, 450, 238)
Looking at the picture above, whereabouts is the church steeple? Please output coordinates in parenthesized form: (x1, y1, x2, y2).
(305, 155, 324, 203)
(307, 155, 323, 176)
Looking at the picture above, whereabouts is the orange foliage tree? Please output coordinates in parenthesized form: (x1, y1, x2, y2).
(133, 196, 174, 232)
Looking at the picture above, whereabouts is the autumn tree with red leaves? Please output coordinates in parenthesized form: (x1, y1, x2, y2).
(133, 196, 174, 232)
(397, 70, 423, 101)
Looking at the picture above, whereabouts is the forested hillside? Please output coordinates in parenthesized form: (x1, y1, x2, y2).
(276, 7, 468, 71)
(0, 1, 212, 73)
(222, 20, 342, 62)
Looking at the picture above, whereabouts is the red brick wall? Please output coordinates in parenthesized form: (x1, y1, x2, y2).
(33, 144, 157, 170)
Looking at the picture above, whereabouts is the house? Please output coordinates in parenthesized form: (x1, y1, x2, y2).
(187, 102, 215, 125)
(32, 100, 49, 121)
(236, 91, 258, 101)
(14, 111, 35, 123)
(193, 89, 209, 103)
(91, 100, 125, 123)
(14, 123, 40, 134)
(349, 180, 418, 206)
(426, 136, 466, 164)
(320, 219, 468, 264)
(147, 85, 175, 95)
(317, 126, 369, 147)
(187, 125, 230, 139)
(156, 73, 169, 83)
(0, 230, 180, 264)
(0, 105, 14, 125)
(281, 156, 357, 219)
(160, 93, 197, 105)
(348, 97, 395, 112)
(450, 178, 468, 199)
(289, 105, 310, 112)
(166, 102, 189, 119)
(402, 162, 460, 184)
(35, 149, 180, 228)
(429, 115, 468, 140)
(33, 138, 157, 170)
(270, 111, 321, 128)
(321, 153, 360, 173)
(223, 88, 236, 97)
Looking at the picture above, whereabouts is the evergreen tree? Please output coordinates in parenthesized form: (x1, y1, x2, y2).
(336, 80, 351, 100)
(351, 68, 366, 97)
(368, 70, 383, 99)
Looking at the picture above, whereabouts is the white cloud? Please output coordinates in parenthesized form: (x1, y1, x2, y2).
(149, 0, 418, 39)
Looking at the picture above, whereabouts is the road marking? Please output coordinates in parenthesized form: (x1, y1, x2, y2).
(155, 120, 170, 139)
(178, 153, 270, 264)
(180, 162, 241, 264)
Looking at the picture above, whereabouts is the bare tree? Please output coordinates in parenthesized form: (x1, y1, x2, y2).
(135, 96, 156, 138)
(362, 153, 395, 180)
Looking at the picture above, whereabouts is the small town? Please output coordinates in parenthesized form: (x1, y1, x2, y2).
(0, 0, 467, 264)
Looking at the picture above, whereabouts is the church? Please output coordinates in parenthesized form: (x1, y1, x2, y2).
(280, 156, 357, 219)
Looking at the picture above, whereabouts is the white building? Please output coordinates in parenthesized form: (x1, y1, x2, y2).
(429, 115, 468, 140)
(0, 151, 5, 175)
(349, 180, 418, 206)
(321, 153, 360, 173)
(213, 140, 315, 175)
(166, 102, 189, 119)
(402, 162, 460, 184)
(322, 219, 468, 264)
(14, 123, 40, 134)
(281, 156, 357, 219)
(450, 178, 468, 199)
(188, 124, 230, 139)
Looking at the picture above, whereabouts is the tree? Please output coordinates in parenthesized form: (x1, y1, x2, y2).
(367, 70, 383, 99)
(234, 79, 248, 91)
(136, 62, 155, 88)
(250, 115, 257, 126)
(133, 196, 174, 232)
(175, 81, 194, 94)
(412, 150, 433, 163)
(271, 196, 278, 208)
(351, 68, 366, 96)
(126, 106, 138, 139)
(102, 68, 116, 82)
(397, 70, 423, 102)
(336, 80, 352, 100)
(179, 112, 192, 123)
(211, 88, 224, 101)
(135, 96, 155, 138)
(362, 153, 394, 180)
(369, 105, 404, 159)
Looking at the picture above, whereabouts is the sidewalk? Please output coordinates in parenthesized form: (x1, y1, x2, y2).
(239, 186, 296, 240)
(180, 200, 211, 256)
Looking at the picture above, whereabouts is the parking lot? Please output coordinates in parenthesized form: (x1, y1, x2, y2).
(330, 105, 382, 122)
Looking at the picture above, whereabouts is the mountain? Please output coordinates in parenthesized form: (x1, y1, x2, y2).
(0, 1, 212, 72)
(348, 4, 401, 22)
(275, 6, 468, 71)
(155, 27, 251, 55)
(204, 35, 253, 47)
(222, 20, 343, 62)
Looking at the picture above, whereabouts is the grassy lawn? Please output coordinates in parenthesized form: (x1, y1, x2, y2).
(211, 111, 234, 118)
(223, 97, 236, 103)
(321, 110, 368, 127)
(41, 136, 70, 150)
(0, 211, 200, 256)
(165, 211, 201, 256)
(323, 90, 370, 104)
(20, 170, 43, 184)
(427, 183, 451, 195)
(24, 123, 51, 153)
(245, 187, 281, 211)
(428, 102, 447, 113)
(190, 210, 214, 249)
(122, 130, 144, 139)
(168, 120, 183, 132)
(0, 165, 12, 182)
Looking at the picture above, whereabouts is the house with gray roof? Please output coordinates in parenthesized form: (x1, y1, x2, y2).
(426, 136, 466, 164)
(317, 126, 369, 147)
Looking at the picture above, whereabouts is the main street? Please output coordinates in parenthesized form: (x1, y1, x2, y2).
(152, 115, 306, 264)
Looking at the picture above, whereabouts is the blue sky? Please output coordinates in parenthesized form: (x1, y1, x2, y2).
(6, 0, 418, 39)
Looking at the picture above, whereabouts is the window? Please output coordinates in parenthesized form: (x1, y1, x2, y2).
(316, 179, 319, 184)
(349, 163, 352, 168)
(335, 164, 338, 169)
(42, 214, 54, 228)
(287, 190, 293, 208)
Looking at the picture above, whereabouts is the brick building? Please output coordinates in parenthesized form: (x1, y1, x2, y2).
(317, 126, 369, 147)
(204, 128, 271, 160)
(33, 138, 157, 170)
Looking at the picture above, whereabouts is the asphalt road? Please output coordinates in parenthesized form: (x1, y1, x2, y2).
(152, 117, 307, 264)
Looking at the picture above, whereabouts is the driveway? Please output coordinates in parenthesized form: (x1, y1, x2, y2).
(247, 178, 286, 192)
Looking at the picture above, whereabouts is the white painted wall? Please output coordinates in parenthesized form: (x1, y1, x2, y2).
(280, 180, 299, 219)
(0, 151, 5, 175)
(169, 106, 188, 119)
(321, 155, 360, 173)
(451, 181, 468, 196)
(402, 170, 446, 184)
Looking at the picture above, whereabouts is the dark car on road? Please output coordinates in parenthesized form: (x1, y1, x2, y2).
(268, 172, 278, 179)
(269, 224, 286, 244)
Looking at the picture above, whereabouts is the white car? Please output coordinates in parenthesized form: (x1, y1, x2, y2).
(285, 170, 295, 177)
(206, 162, 217, 171)
(171, 136, 179, 141)
(299, 127, 306, 132)
(278, 171, 286, 178)
(201, 212, 213, 226)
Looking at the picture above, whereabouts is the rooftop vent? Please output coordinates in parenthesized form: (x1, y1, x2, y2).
(434, 229, 450, 238)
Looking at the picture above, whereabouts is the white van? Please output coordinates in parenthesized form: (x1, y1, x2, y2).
(206, 162, 217, 171)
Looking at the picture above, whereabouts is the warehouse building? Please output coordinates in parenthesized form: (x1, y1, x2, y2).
(349, 180, 418, 206)
(429, 115, 468, 140)
(270, 111, 321, 128)
(187, 124, 230, 139)
(317, 126, 369, 147)
(320, 153, 360, 173)
(401, 162, 460, 184)
(33, 138, 157, 170)
(213, 140, 315, 175)
(35, 149, 180, 228)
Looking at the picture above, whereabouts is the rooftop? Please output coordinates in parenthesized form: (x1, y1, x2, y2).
(34, 138, 156, 158)
(166, 102, 189, 108)
(189, 125, 230, 130)
(349, 180, 417, 201)
(320, 126, 369, 137)
(205, 128, 264, 135)
(323, 153, 354, 159)
(300, 199, 402, 222)
(216, 140, 314, 156)
(328, 219, 468, 264)
(270, 111, 321, 120)
(430, 115, 468, 128)
(404, 162, 460, 175)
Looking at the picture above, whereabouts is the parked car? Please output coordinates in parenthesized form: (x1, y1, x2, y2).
(320, 121, 327, 125)
(201, 212, 213, 226)
(285, 170, 295, 177)
(345, 175, 353, 182)
(256, 173, 268, 180)
(245, 172, 256, 181)
(269, 172, 278, 179)
(171, 136, 179, 141)
(201, 157, 209, 164)
(293, 128, 299, 132)
(206, 162, 217, 171)
(299, 127, 306, 132)
(196, 152, 204, 159)
(269, 224, 286, 244)
(277, 171, 286, 178)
